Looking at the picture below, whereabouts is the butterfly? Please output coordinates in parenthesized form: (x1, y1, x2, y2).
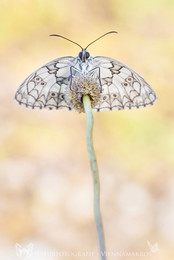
(15, 243, 33, 258)
(15, 31, 157, 112)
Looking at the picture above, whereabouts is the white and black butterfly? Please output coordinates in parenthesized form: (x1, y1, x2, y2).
(15, 31, 157, 112)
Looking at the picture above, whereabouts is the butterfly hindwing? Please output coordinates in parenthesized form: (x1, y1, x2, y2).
(92, 56, 157, 112)
(15, 56, 77, 110)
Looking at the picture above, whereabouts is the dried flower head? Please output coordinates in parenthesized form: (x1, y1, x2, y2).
(65, 75, 101, 112)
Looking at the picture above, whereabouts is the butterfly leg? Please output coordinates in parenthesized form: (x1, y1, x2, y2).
(69, 66, 82, 90)
(88, 67, 102, 92)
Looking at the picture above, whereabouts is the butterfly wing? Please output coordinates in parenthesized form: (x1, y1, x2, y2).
(15, 56, 78, 110)
(91, 56, 157, 112)
(15, 243, 23, 257)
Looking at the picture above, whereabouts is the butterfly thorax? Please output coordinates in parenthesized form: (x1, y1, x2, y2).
(77, 52, 93, 75)
(81, 61, 93, 75)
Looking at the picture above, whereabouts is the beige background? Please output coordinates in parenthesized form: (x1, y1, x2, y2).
(0, 0, 174, 259)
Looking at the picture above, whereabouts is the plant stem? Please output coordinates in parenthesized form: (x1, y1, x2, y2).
(83, 95, 106, 260)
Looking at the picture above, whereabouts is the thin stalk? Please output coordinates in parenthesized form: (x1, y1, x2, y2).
(83, 95, 106, 260)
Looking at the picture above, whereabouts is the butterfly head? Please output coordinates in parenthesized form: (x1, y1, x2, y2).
(78, 49, 90, 63)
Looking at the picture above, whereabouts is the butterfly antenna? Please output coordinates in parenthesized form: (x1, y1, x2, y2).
(85, 31, 118, 50)
(50, 34, 83, 50)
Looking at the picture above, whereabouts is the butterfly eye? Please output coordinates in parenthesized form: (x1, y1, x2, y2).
(78, 51, 82, 60)
(123, 82, 129, 87)
(86, 51, 90, 59)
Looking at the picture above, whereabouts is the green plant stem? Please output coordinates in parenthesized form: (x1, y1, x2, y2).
(83, 95, 106, 260)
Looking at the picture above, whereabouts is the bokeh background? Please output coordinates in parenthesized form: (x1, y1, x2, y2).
(0, 0, 174, 259)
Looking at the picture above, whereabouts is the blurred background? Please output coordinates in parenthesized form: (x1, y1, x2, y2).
(0, 0, 174, 259)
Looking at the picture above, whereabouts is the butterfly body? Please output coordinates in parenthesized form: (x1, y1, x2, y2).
(15, 49, 157, 112)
